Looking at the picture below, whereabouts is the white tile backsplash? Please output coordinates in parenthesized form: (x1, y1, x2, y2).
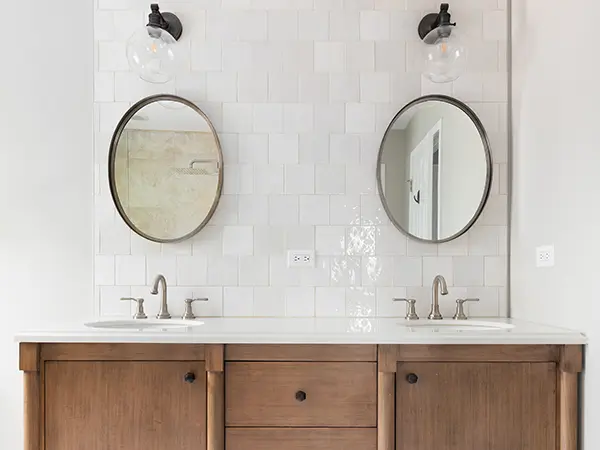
(94, 0, 508, 318)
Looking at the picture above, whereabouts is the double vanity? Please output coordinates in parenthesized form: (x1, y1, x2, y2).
(18, 317, 585, 450)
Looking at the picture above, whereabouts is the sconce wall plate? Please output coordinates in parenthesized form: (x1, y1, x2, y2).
(156, 12, 183, 40)
(149, 7, 183, 41)
(418, 12, 445, 40)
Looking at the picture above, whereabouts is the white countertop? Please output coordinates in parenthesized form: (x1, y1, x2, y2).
(15, 318, 586, 345)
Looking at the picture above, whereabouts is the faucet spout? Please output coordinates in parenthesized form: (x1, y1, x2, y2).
(151, 274, 171, 319)
(429, 275, 448, 320)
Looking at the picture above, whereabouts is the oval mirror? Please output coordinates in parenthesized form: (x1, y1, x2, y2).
(109, 94, 223, 243)
(377, 95, 492, 243)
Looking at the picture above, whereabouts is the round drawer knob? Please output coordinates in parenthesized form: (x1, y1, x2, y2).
(406, 373, 419, 384)
(295, 390, 307, 402)
(184, 372, 196, 384)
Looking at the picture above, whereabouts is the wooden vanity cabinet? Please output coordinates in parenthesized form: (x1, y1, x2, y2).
(20, 343, 582, 450)
(378, 345, 583, 450)
(20, 343, 225, 450)
(45, 361, 206, 450)
(396, 362, 556, 450)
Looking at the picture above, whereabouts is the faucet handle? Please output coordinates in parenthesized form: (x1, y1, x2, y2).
(120, 297, 147, 320)
(453, 298, 480, 320)
(183, 298, 208, 320)
(393, 298, 419, 320)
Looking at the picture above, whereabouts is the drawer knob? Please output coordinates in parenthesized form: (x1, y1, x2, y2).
(295, 390, 307, 402)
(184, 372, 196, 384)
(406, 373, 419, 384)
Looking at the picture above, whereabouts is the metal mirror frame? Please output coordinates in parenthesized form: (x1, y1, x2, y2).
(376, 94, 493, 244)
(108, 94, 224, 244)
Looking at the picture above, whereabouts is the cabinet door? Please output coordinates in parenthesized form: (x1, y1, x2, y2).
(396, 362, 556, 450)
(45, 361, 206, 450)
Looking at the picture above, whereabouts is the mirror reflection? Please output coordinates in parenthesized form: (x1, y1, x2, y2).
(377, 96, 491, 242)
(109, 95, 223, 243)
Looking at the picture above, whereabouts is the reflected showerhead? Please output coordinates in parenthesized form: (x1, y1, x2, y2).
(171, 159, 220, 176)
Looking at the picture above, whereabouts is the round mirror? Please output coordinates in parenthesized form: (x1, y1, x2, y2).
(109, 94, 223, 243)
(377, 95, 492, 243)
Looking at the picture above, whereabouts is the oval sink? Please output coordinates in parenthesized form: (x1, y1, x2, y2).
(403, 320, 515, 332)
(85, 319, 204, 331)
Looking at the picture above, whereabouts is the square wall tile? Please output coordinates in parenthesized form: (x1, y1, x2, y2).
(453, 256, 485, 287)
(224, 287, 254, 317)
(316, 287, 346, 317)
(300, 196, 330, 225)
(285, 165, 315, 194)
(316, 165, 346, 194)
(239, 256, 269, 286)
(285, 287, 316, 317)
(254, 287, 286, 316)
(176, 256, 208, 286)
(269, 196, 299, 225)
(114, 256, 143, 288)
(223, 226, 254, 255)
(346, 287, 377, 317)
(393, 257, 422, 287)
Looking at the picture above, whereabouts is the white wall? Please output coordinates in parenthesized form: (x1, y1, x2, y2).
(511, 0, 600, 447)
(0, 0, 94, 448)
(94, 0, 510, 320)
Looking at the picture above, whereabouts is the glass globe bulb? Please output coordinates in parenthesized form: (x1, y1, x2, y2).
(126, 27, 178, 84)
(423, 27, 467, 83)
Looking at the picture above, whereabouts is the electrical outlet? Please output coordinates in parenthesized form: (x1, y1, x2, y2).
(536, 245, 555, 268)
(287, 250, 315, 268)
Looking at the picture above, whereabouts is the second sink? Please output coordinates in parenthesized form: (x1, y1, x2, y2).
(402, 320, 515, 332)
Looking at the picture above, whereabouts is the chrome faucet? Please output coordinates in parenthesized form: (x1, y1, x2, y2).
(429, 275, 448, 320)
(150, 274, 171, 319)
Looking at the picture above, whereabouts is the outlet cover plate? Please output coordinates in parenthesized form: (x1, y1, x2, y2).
(288, 250, 315, 268)
(536, 245, 555, 268)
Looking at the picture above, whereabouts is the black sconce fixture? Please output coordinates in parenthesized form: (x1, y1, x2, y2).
(417, 3, 467, 83)
(147, 3, 183, 41)
(418, 3, 456, 42)
(126, 4, 184, 84)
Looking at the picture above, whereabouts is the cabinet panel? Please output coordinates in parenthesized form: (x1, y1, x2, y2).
(45, 361, 206, 450)
(226, 362, 377, 427)
(396, 362, 556, 450)
(227, 428, 377, 450)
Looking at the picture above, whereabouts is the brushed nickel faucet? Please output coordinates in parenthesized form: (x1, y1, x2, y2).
(453, 298, 480, 320)
(151, 274, 171, 319)
(393, 298, 419, 320)
(429, 275, 448, 320)
(120, 297, 147, 319)
(182, 298, 208, 320)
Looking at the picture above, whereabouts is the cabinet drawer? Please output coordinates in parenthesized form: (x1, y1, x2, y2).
(227, 428, 377, 450)
(225, 362, 376, 427)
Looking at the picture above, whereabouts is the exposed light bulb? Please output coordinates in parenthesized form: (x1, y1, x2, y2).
(127, 27, 178, 84)
(423, 27, 467, 83)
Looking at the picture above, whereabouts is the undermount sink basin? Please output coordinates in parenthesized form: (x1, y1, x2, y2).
(85, 319, 204, 331)
(403, 320, 515, 332)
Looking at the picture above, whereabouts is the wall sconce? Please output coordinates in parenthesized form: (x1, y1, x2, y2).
(418, 3, 467, 83)
(126, 4, 183, 84)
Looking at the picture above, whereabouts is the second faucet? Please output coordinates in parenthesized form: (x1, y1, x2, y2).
(151, 274, 171, 319)
(429, 275, 448, 320)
